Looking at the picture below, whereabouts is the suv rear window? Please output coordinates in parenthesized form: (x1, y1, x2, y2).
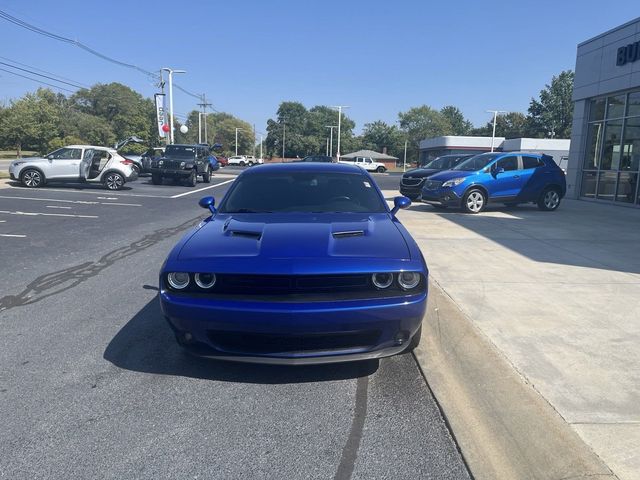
(522, 156, 544, 169)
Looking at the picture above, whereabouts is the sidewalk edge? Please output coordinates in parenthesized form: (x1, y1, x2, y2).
(414, 278, 618, 480)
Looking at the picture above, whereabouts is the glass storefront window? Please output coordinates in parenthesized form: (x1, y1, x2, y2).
(584, 123, 603, 169)
(580, 171, 598, 198)
(589, 98, 606, 121)
(601, 120, 623, 170)
(627, 91, 640, 118)
(606, 94, 626, 119)
(596, 171, 617, 200)
(616, 173, 638, 203)
(621, 117, 640, 171)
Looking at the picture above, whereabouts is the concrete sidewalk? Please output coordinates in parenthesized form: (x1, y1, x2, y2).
(392, 195, 640, 480)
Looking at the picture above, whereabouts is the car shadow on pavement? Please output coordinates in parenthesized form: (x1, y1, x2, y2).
(103, 299, 379, 384)
(6, 180, 134, 191)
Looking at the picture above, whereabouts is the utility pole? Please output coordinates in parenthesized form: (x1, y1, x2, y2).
(325, 125, 337, 157)
(197, 94, 212, 144)
(259, 134, 263, 160)
(403, 139, 408, 172)
(161, 67, 186, 144)
(253, 124, 256, 157)
(235, 127, 242, 156)
(332, 106, 350, 162)
(159, 70, 169, 147)
(326, 138, 329, 156)
(486, 110, 506, 152)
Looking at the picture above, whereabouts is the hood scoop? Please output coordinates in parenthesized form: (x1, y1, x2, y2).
(224, 218, 264, 241)
(332, 230, 365, 238)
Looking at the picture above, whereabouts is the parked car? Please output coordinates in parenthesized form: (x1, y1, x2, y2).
(339, 156, 387, 173)
(399, 154, 473, 200)
(141, 147, 165, 174)
(159, 162, 427, 364)
(228, 155, 247, 166)
(9, 145, 137, 190)
(216, 155, 228, 167)
(244, 155, 263, 166)
(298, 155, 335, 163)
(421, 152, 567, 213)
(149, 144, 214, 186)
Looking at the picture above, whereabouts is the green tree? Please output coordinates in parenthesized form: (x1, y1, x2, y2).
(398, 105, 452, 162)
(361, 121, 404, 157)
(471, 112, 529, 138)
(0, 88, 61, 155)
(526, 70, 574, 138)
(69, 83, 155, 143)
(440, 106, 472, 135)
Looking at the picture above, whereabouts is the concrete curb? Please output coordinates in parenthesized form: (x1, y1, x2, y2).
(414, 278, 618, 480)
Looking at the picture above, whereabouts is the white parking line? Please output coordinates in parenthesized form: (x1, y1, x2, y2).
(0, 233, 26, 238)
(0, 195, 140, 207)
(170, 179, 235, 198)
(46, 205, 72, 209)
(0, 210, 98, 219)
(100, 202, 142, 207)
(6, 186, 170, 199)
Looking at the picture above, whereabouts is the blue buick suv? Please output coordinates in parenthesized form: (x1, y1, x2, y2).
(421, 152, 566, 213)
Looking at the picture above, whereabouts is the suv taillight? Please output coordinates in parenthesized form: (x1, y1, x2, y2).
(121, 159, 133, 165)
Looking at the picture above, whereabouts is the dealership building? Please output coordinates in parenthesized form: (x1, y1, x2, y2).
(567, 17, 640, 207)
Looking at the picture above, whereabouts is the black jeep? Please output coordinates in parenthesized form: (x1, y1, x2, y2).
(149, 144, 213, 187)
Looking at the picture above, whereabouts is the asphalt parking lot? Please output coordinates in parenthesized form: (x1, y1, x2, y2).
(0, 170, 470, 479)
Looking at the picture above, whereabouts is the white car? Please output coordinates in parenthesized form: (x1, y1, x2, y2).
(9, 145, 137, 190)
(339, 156, 387, 173)
(227, 155, 263, 166)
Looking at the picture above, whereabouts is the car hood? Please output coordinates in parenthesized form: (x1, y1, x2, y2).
(402, 168, 440, 179)
(14, 157, 47, 164)
(177, 213, 412, 272)
(426, 170, 477, 182)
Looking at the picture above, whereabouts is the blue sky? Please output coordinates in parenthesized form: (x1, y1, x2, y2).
(0, 0, 638, 134)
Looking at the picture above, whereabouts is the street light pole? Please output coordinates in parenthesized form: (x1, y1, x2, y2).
(325, 125, 337, 157)
(282, 120, 286, 161)
(332, 106, 349, 162)
(235, 127, 241, 156)
(259, 134, 263, 160)
(161, 68, 186, 144)
(486, 110, 506, 152)
(326, 138, 329, 156)
(403, 139, 408, 172)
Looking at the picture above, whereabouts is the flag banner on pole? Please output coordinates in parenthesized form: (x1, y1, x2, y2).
(155, 94, 166, 138)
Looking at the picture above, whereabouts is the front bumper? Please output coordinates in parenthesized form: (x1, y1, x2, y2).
(160, 291, 427, 364)
(420, 187, 462, 206)
(149, 168, 193, 178)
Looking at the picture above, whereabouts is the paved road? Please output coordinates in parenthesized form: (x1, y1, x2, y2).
(0, 170, 467, 479)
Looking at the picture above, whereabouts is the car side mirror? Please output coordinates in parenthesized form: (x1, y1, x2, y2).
(198, 196, 216, 214)
(492, 165, 504, 175)
(391, 196, 411, 215)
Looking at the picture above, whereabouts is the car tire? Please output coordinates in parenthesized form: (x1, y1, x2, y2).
(202, 167, 211, 183)
(376, 166, 386, 173)
(537, 186, 562, 211)
(239, 161, 246, 166)
(151, 173, 163, 185)
(20, 169, 44, 188)
(131, 164, 140, 175)
(104, 172, 125, 190)
(462, 188, 486, 214)
(403, 325, 422, 353)
(187, 169, 197, 187)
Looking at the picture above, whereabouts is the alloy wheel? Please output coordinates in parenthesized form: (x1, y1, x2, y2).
(23, 170, 42, 187)
(105, 173, 124, 190)
(466, 191, 484, 213)
(544, 190, 560, 209)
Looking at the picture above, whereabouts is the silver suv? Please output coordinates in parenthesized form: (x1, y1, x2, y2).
(9, 145, 137, 190)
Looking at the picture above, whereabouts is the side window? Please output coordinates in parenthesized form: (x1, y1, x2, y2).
(51, 148, 82, 160)
(365, 158, 372, 164)
(522, 156, 543, 169)
(497, 156, 518, 172)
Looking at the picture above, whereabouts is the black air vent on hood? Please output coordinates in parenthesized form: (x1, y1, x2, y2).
(332, 230, 365, 238)
(230, 230, 262, 240)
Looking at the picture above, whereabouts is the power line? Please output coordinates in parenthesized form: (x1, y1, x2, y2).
(0, 9, 205, 101)
(0, 66, 75, 93)
(0, 55, 90, 88)
(0, 61, 84, 90)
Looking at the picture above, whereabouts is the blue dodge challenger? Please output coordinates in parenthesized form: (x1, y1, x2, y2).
(159, 162, 428, 364)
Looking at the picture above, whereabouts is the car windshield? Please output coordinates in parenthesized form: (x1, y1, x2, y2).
(452, 153, 500, 171)
(164, 146, 196, 158)
(423, 157, 448, 169)
(219, 171, 387, 213)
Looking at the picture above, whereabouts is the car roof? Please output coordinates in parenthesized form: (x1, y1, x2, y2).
(167, 144, 204, 148)
(66, 145, 116, 152)
(241, 162, 363, 175)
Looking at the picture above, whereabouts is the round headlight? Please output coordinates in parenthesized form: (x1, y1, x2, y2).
(180, 161, 186, 168)
(194, 273, 216, 289)
(158, 160, 163, 166)
(398, 272, 420, 290)
(167, 272, 190, 290)
(372, 272, 393, 289)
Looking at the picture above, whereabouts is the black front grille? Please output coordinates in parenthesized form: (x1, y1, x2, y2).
(401, 177, 424, 186)
(207, 329, 381, 354)
(215, 274, 370, 295)
(423, 180, 443, 190)
(162, 160, 185, 169)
